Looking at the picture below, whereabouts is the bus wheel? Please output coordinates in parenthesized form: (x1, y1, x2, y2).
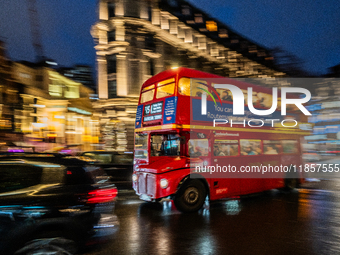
(284, 178, 299, 191)
(174, 180, 206, 213)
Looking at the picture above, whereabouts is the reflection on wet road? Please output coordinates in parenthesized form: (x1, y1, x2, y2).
(89, 180, 340, 255)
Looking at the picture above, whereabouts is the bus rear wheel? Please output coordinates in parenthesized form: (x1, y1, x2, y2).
(174, 180, 206, 213)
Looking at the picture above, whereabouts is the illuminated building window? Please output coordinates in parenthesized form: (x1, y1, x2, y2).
(206, 21, 218, 32)
(218, 29, 228, 38)
(108, 30, 115, 42)
(49, 79, 63, 97)
(194, 14, 204, 23)
(248, 45, 257, 53)
(108, 2, 115, 18)
(64, 85, 79, 98)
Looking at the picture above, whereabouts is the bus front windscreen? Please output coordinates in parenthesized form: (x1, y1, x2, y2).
(151, 134, 180, 157)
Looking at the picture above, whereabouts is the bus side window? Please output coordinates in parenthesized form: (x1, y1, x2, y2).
(240, 139, 262, 155)
(178, 78, 213, 97)
(188, 139, 209, 157)
(213, 140, 239, 156)
(263, 140, 281, 155)
(281, 140, 298, 154)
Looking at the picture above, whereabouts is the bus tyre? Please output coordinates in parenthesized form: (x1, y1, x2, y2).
(174, 180, 206, 213)
(284, 178, 299, 191)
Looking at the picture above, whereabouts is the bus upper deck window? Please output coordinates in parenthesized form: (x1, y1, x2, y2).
(178, 78, 209, 97)
(141, 84, 155, 103)
(192, 79, 208, 97)
(156, 78, 175, 99)
(178, 78, 191, 96)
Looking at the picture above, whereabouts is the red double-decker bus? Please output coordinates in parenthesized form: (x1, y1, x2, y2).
(133, 67, 310, 212)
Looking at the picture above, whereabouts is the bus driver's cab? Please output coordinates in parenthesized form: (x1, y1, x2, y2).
(150, 134, 181, 157)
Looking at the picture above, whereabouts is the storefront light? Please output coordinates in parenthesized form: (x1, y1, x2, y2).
(32, 123, 46, 128)
(31, 104, 46, 108)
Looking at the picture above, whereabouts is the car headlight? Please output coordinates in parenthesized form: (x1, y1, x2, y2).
(132, 174, 138, 182)
(160, 178, 168, 189)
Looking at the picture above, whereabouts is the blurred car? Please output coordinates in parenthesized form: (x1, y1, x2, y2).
(0, 141, 35, 153)
(0, 159, 119, 255)
(80, 151, 133, 189)
(44, 144, 83, 155)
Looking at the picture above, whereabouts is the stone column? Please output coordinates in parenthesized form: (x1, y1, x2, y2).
(116, 54, 128, 96)
(97, 56, 108, 99)
(99, 0, 108, 20)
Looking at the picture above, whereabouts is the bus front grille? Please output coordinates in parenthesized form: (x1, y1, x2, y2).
(138, 173, 156, 197)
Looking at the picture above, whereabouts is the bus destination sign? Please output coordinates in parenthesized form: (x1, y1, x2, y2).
(143, 102, 163, 122)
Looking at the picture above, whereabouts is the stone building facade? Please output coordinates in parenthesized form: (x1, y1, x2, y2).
(10, 61, 98, 152)
(0, 41, 24, 141)
(91, 0, 286, 151)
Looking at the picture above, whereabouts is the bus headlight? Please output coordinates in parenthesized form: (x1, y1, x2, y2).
(160, 178, 169, 189)
(132, 174, 138, 182)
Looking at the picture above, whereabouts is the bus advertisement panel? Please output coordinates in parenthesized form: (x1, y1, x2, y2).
(187, 77, 309, 179)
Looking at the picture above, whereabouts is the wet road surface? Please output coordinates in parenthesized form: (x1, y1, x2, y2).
(87, 177, 340, 255)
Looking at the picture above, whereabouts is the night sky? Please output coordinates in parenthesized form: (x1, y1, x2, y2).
(0, 0, 339, 76)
